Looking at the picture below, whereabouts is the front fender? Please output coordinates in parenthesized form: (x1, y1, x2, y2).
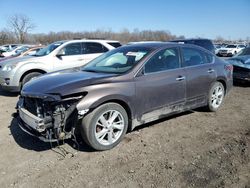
(76, 82, 136, 119)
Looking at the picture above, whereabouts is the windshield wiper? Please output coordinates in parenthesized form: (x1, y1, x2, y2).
(83, 69, 99, 73)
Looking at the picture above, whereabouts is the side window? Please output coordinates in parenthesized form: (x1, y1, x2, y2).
(59, 43, 81, 56)
(182, 47, 207, 67)
(83, 42, 108, 54)
(205, 53, 214, 64)
(144, 48, 180, 73)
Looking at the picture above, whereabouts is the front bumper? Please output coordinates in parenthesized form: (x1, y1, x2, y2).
(218, 51, 233, 57)
(17, 98, 57, 142)
(16, 94, 81, 142)
(0, 74, 21, 92)
(17, 116, 56, 142)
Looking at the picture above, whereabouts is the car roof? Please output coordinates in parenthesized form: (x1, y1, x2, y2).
(60, 39, 120, 44)
(170, 38, 211, 42)
(123, 42, 207, 50)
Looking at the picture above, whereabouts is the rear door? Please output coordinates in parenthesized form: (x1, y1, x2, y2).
(53, 42, 85, 70)
(135, 47, 186, 122)
(181, 47, 216, 108)
(81, 42, 109, 65)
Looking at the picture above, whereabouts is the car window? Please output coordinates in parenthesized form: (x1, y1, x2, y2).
(108, 42, 122, 48)
(238, 45, 245, 48)
(83, 42, 108, 54)
(182, 47, 207, 67)
(205, 53, 214, 64)
(82, 46, 151, 74)
(144, 48, 180, 73)
(59, 43, 81, 56)
(36, 41, 64, 56)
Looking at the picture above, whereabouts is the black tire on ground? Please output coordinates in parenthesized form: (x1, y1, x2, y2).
(80, 103, 128, 151)
(207, 82, 225, 112)
(22, 72, 42, 87)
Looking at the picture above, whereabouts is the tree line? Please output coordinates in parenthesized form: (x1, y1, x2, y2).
(0, 13, 183, 45)
(0, 29, 185, 45)
(0, 14, 248, 46)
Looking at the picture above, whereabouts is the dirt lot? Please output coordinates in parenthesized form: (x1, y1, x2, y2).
(0, 84, 249, 188)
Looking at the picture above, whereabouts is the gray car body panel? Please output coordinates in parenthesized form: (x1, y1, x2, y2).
(20, 43, 233, 132)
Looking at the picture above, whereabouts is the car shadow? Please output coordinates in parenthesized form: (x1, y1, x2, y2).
(133, 111, 194, 131)
(233, 81, 250, 87)
(9, 116, 95, 152)
(10, 110, 197, 152)
(0, 87, 19, 97)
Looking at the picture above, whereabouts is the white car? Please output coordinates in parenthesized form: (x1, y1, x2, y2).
(0, 39, 121, 92)
(2, 45, 33, 57)
(0, 44, 21, 51)
(217, 44, 246, 57)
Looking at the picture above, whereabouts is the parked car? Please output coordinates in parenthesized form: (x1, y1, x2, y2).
(16, 42, 233, 150)
(214, 44, 222, 56)
(227, 55, 250, 82)
(0, 49, 6, 57)
(0, 39, 121, 92)
(235, 46, 250, 56)
(1, 45, 33, 57)
(0, 44, 20, 51)
(217, 44, 246, 57)
(0, 46, 44, 63)
(170, 38, 215, 54)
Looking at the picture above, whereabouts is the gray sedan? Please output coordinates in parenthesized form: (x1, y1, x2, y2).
(17, 42, 233, 150)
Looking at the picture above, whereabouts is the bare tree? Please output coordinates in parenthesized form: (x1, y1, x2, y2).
(0, 29, 15, 45)
(8, 14, 35, 43)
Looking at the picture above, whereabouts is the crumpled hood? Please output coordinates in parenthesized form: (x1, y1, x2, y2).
(22, 68, 116, 96)
(229, 55, 250, 63)
(227, 55, 250, 69)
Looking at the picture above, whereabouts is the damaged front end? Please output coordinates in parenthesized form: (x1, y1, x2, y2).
(17, 92, 87, 142)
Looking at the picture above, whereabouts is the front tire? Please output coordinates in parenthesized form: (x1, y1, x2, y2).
(22, 72, 42, 87)
(80, 103, 128, 151)
(207, 82, 225, 112)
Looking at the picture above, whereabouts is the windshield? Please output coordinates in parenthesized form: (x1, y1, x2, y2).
(34, 41, 65, 56)
(82, 46, 152, 74)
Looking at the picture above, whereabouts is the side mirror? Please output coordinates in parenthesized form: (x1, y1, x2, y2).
(56, 49, 65, 58)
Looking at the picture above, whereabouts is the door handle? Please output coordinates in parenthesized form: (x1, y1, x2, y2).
(176, 76, 186, 81)
(207, 69, 215, 73)
(77, 58, 84, 61)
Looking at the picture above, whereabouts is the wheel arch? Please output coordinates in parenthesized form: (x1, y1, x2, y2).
(79, 96, 135, 132)
(216, 78, 227, 94)
(20, 69, 47, 83)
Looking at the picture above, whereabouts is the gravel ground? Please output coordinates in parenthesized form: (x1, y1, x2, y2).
(0, 84, 249, 188)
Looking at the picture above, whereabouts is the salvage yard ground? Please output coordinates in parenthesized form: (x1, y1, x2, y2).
(0, 84, 249, 188)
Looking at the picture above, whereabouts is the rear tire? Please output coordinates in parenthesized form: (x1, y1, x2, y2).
(207, 82, 225, 112)
(80, 103, 128, 151)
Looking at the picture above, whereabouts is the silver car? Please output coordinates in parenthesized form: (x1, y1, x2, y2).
(0, 39, 121, 92)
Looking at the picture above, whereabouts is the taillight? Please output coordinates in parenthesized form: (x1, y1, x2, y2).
(224, 64, 233, 72)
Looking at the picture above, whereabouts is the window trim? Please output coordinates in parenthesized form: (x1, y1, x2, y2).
(82, 42, 109, 54)
(58, 42, 82, 56)
(142, 47, 182, 75)
(180, 47, 215, 68)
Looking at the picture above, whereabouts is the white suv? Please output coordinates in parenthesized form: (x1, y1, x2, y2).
(0, 39, 121, 92)
(217, 44, 246, 57)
